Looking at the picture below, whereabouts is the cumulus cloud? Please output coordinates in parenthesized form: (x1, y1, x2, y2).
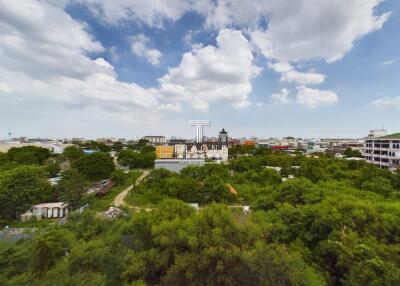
(0, 0, 159, 119)
(296, 86, 338, 108)
(70, 0, 210, 27)
(131, 34, 162, 65)
(158, 29, 261, 111)
(268, 62, 325, 85)
(271, 88, 290, 105)
(70, 0, 389, 64)
(1, 0, 390, 119)
(370, 96, 400, 109)
(250, 0, 390, 63)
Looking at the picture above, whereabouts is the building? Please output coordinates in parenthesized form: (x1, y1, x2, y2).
(20, 202, 69, 221)
(243, 140, 256, 146)
(218, 128, 228, 145)
(155, 159, 205, 173)
(0, 142, 71, 154)
(363, 130, 400, 171)
(143, 136, 167, 145)
(156, 146, 174, 159)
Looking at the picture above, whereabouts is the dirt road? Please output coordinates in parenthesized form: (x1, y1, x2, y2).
(112, 170, 150, 207)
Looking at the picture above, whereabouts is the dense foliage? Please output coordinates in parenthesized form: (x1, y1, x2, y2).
(6, 146, 50, 165)
(72, 152, 115, 181)
(343, 147, 363, 158)
(0, 166, 53, 222)
(118, 148, 156, 169)
(62, 146, 84, 163)
(1, 148, 400, 285)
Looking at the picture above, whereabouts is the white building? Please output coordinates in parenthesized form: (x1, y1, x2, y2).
(20, 202, 69, 221)
(143, 136, 167, 145)
(363, 130, 400, 171)
(155, 159, 205, 173)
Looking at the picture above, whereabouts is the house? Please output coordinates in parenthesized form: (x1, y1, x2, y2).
(20, 202, 69, 221)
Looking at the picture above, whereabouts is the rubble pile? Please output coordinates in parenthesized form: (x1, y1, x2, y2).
(102, 206, 122, 219)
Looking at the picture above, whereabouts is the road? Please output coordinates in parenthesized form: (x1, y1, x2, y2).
(112, 170, 150, 207)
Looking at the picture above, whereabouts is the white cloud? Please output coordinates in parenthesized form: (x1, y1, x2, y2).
(158, 29, 261, 111)
(108, 46, 120, 63)
(70, 0, 389, 64)
(0, 0, 159, 119)
(296, 86, 338, 108)
(370, 96, 400, 109)
(131, 34, 162, 65)
(250, 0, 390, 63)
(268, 62, 325, 85)
(281, 70, 325, 85)
(381, 59, 396, 66)
(70, 0, 211, 27)
(157, 103, 183, 112)
(271, 88, 290, 105)
(0, 82, 12, 93)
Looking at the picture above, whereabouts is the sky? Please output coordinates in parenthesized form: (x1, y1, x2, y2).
(0, 0, 399, 140)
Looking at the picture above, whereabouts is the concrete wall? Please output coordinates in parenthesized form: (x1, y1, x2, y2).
(155, 159, 205, 173)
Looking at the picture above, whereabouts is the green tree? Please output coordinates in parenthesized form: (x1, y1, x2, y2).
(73, 153, 115, 181)
(62, 146, 84, 163)
(58, 169, 88, 208)
(44, 162, 61, 178)
(344, 147, 363, 158)
(7, 146, 50, 165)
(0, 166, 53, 221)
(110, 169, 126, 185)
(113, 141, 124, 152)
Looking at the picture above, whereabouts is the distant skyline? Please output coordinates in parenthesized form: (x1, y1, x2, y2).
(0, 0, 399, 139)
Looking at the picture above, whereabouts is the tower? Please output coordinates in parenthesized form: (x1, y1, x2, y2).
(189, 120, 211, 143)
(218, 128, 228, 145)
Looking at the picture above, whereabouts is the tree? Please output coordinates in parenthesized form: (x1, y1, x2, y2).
(110, 169, 125, 185)
(118, 149, 155, 169)
(7, 146, 50, 165)
(58, 169, 88, 208)
(112, 141, 124, 152)
(31, 227, 74, 273)
(45, 162, 61, 178)
(0, 166, 53, 221)
(73, 153, 115, 181)
(62, 146, 84, 163)
(344, 147, 363, 158)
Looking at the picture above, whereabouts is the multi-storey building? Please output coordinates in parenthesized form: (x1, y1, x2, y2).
(143, 136, 167, 145)
(363, 130, 400, 171)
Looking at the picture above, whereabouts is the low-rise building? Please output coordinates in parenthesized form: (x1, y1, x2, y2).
(363, 130, 400, 171)
(155, 159, 205, 173)
(143, 136, 167, 145)
(156, 146, 174, 159)
(20, 202, 69, 221)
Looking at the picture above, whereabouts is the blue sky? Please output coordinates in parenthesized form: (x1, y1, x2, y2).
(0, 0, 399, 139)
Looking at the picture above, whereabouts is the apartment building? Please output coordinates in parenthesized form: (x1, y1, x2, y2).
(363, 130, 400, 171)
(142, 136, 167, 145)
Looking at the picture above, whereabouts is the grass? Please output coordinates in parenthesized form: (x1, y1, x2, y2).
(7, 219, 56, 228)
(124, 191, 158, 208)
(88, 170, 141, 212)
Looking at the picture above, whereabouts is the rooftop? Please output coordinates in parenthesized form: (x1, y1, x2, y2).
(32, 202, 68, 209)
(379, 133, 400, 139)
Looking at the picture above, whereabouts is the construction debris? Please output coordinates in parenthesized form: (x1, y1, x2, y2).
(102, 206, 122, 219)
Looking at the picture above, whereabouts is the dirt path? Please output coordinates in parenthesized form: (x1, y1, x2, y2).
(113, 170, 150, 207)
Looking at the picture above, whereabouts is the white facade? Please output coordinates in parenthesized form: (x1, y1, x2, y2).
(21, 202, 69, 221)
(143, 136, 167, 144)
(155, 159, 205, 173)
(363, 132, 400, 171)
